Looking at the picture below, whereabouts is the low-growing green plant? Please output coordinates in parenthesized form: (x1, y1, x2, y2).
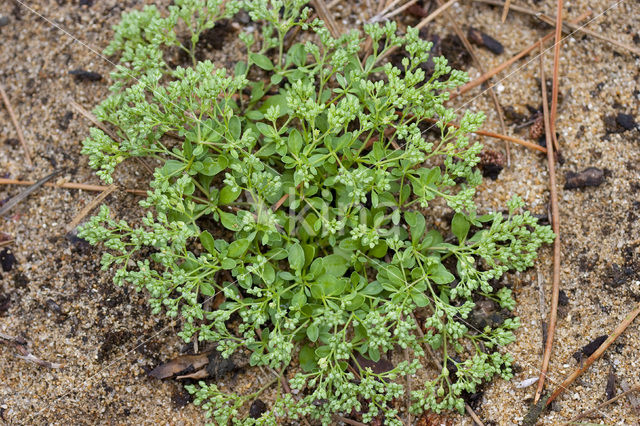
(78, 0, 554, 424)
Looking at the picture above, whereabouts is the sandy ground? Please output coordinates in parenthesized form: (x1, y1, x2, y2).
(1, 0, 639, 424)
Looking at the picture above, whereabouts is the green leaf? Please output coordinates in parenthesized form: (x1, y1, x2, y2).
(219, 211, 238, 231)
(430, 262, 455, 284)
(227, 239, 250, 258)
(306, 323, 319, 342)
(452, 213, 470, 242)
(288, 129, 303, 156)
(219, 186, 241, 205)
(228, 116, 241, 139)
(362, 281, 383, 296)
(322, 254, 348, 276)
(200, 282, 215, 296)
(250, 53, 274, 70)
(199, 231, 216, 254)
(291, 290, 307, 309)
(288, 243, 305, 271)
(299, 345, 317, 372)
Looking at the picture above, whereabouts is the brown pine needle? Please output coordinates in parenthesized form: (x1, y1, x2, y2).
(0, 83, 33, 166)
(565, 385, 640, 424)
(547, 302, 640, 406)
(549, 0, 563, 153)
(451, 12, 590, 100)
(66, 184, 117, 233)
(69, 99, 120, 141)
(0, 178, 146, 195)
(423, 118, 546, 153)
(534, 42, 561, 405)
(501, 0, 511, 22)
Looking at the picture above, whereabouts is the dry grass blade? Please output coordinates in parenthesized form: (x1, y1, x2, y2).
(66, 184, 117, 233)
(0, 178, 146, 195)
(533, 42, 561, 405)
(0, 170, 62, 216)
(501, 0, 511, 22)
(546, 302, 640, 406)
(70, 99, 119, 141)
(548, 0, 563, 153)
(0, 83, 33, 166)
(564, 385, 640, 424)
(451, 12, 590, 99)
(379, 0, 419, 21)
(311, 0, 341, 38)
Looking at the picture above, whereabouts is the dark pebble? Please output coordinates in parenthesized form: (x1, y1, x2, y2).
(46, 298, 62, 314)
(4, 138, 20, 148)
(249, 399, 268, 419)
(558, 289, 569, 306)
(616, 113, 637, 131)
(0, 293, 10, 313)
(0, 248, 16, 272)
(467, 27, 504, 55)
(572, 335, 608, 362)
(58, 111, 74, 130)
(69, 69, 102, 82)
(78, 0, 94, 7)
(0, 16, 9, 27)
(564, 167, 605, 189)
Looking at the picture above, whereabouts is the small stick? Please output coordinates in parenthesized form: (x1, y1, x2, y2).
(69, 100, 119, 141)
(475, 0, 640, 56)
(0, 178, 146, 195)
(378, 0, 419, 22)
(66, 184, 117, 233)
(422, 118, 547, 153)
(0, 84, 33, 166)
(311, 0, 341, 38)
(565, 385, 640, 424)
(0, 170, 62, 216)
(334, 416, 367, 426)
(451, 12, 590, 99)
(0, 239, 14, 249)
(501, 0, 511, 22)
(549, 0, 563, 153)
(546, 302, 640, 406)
(533, 42, 561, 405)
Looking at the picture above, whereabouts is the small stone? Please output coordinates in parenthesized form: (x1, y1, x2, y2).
(467, 27, 504, 55)
(0, 16, 9, 27)
(69, 69, 102, 82)
(616, 113, 637, 131)
(564, 167, 605, 190)
(249, 399, 267, 419)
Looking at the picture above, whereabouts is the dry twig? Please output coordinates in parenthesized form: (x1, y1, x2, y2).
(422, 117, 546, 153)
(565, 385, 640, 424)
(0, 178, 146, 195)
(546, 302, 640, 406)
(0, 83, 33, 166)
(0, 170, 62, 216)
(533, 42, 561, 405)
(548, 0, 563, 153)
